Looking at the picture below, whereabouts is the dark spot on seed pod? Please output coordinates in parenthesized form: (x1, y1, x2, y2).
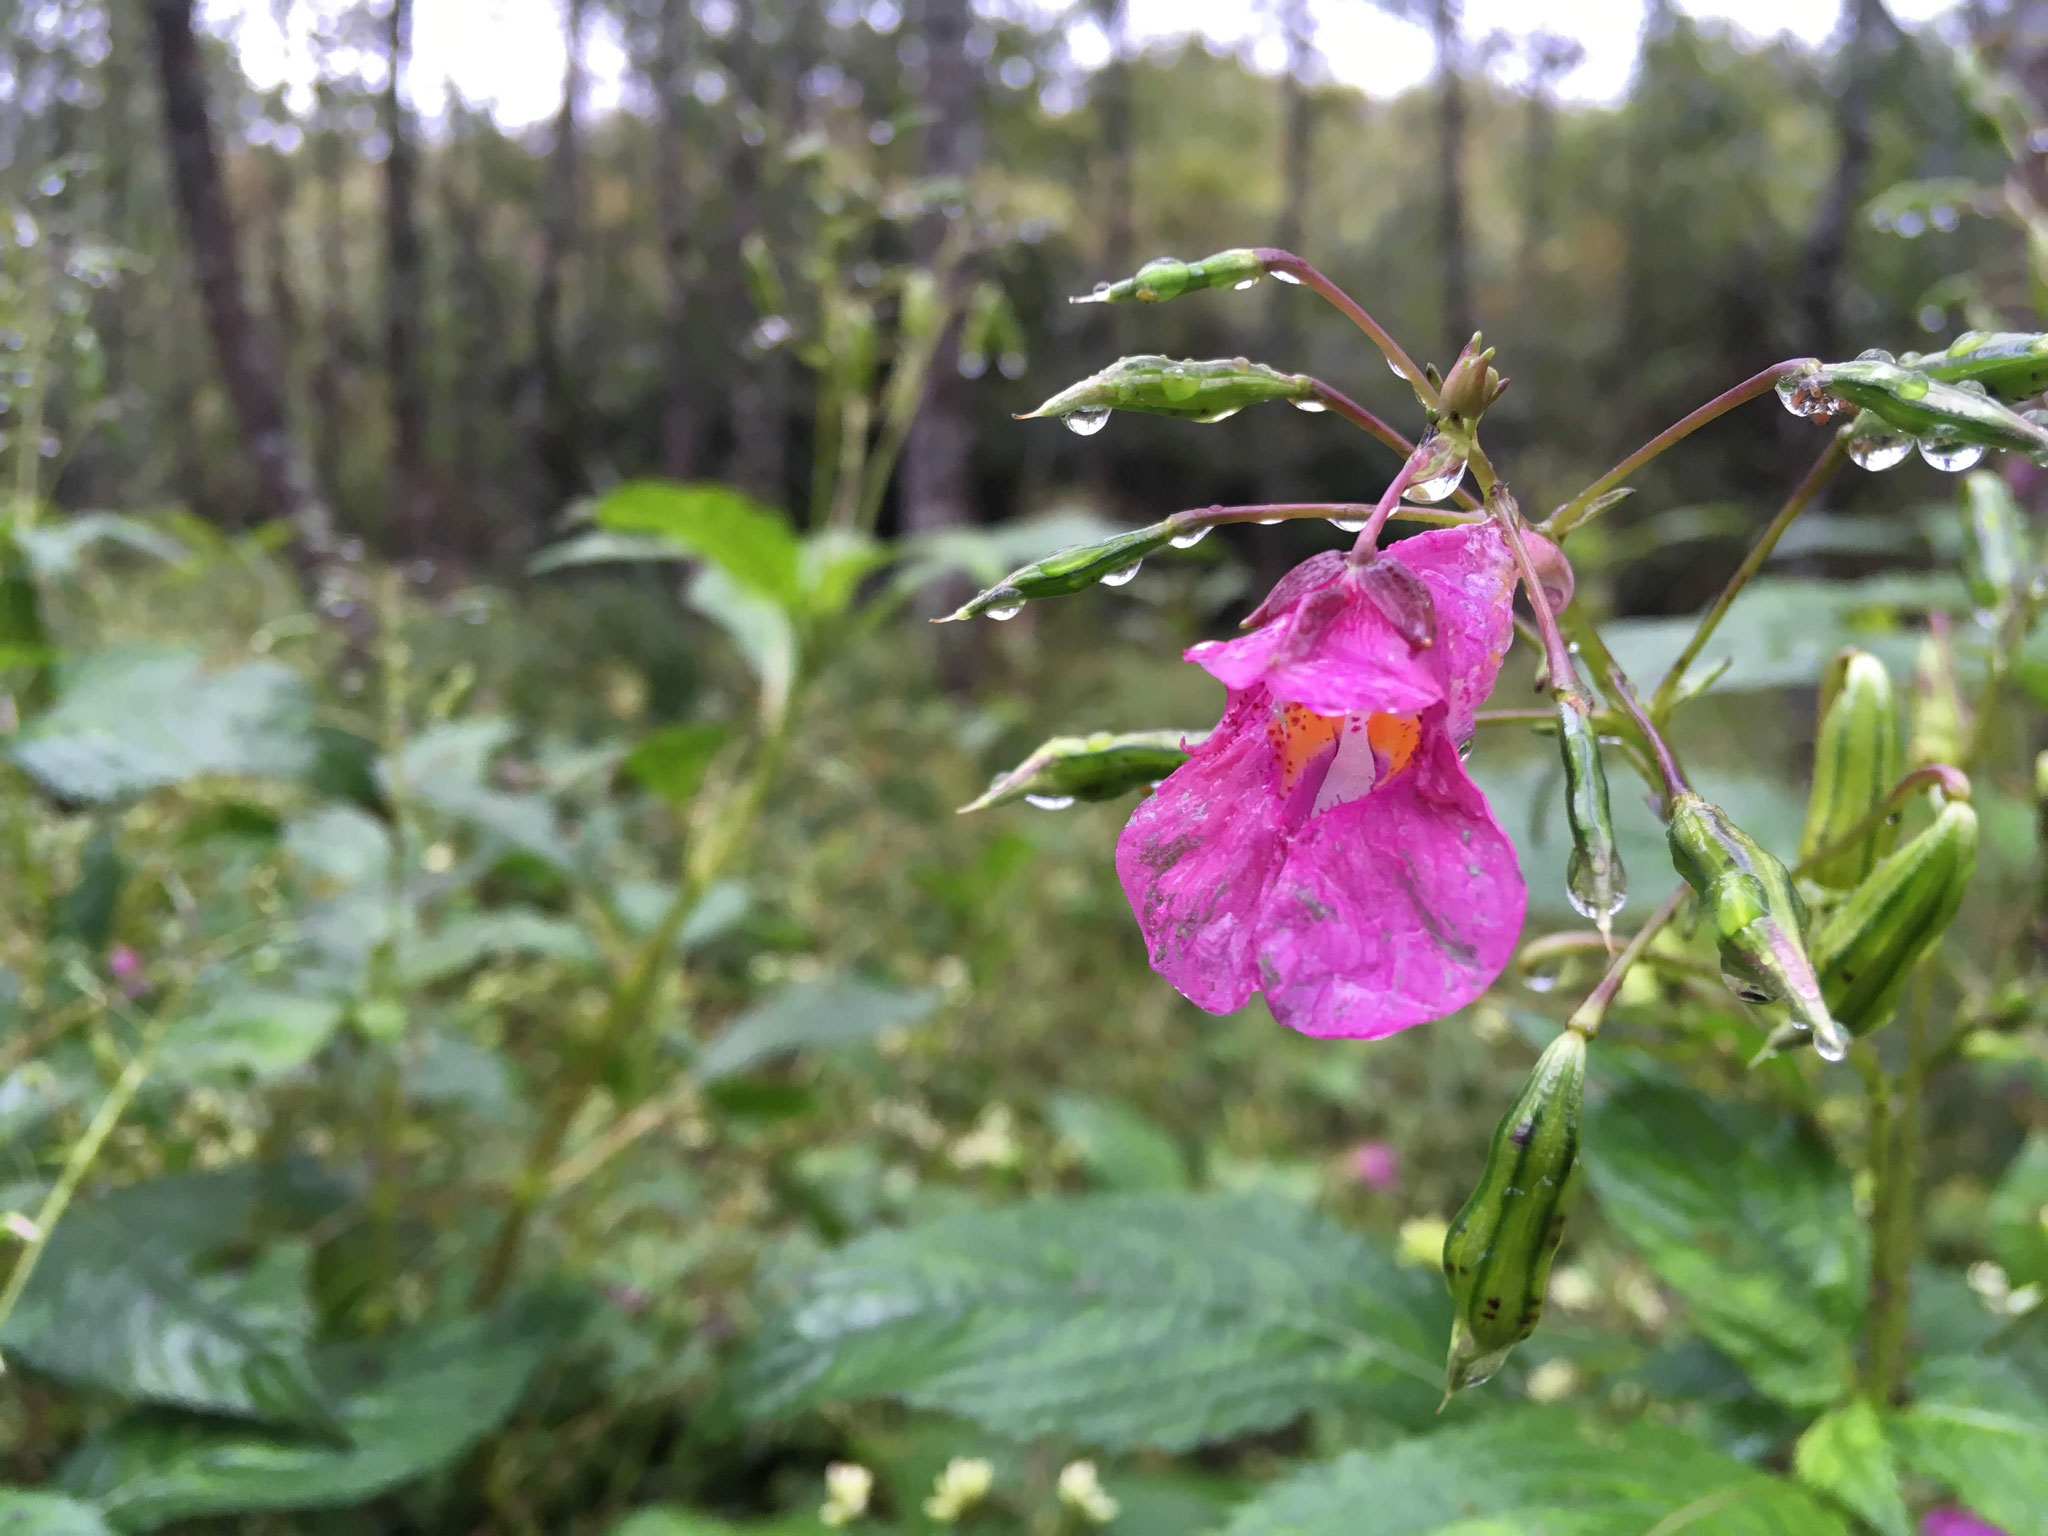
(1481, 1297, 1501, 1318)
(1510, 1118, 1535, 1147)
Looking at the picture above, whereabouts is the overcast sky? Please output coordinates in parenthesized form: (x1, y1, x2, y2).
(200, 0, 1963, 129)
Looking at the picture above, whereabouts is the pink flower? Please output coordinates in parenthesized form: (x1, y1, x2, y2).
(1923, 1510, 2008, 1536)
(1349, 1140, 1401, 1190)
(107, 945, 141, 980)
(1116, 525, 1526, 1038)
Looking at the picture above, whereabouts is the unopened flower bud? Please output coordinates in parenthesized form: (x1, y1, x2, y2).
(1962, 470, 2031, 613)
(959, 728, 1201, 812)
(1556, 696, 1626, 936)
(1907, 633, 1967, 770)
(1070, 248, 1269, 305)
(1020, 354, 1314, 428)
(1667, 792, 1849, 1061)
(1438, 334, 1502, 424)
(1815, 799, 1976, 1037)
(1442, 1029, 1586, 1398)
(923, 1456, 995, 1523)
(1799, 650, 1901, 889)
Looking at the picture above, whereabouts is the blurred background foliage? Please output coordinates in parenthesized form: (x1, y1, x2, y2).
(0, 0, 2046, 1531)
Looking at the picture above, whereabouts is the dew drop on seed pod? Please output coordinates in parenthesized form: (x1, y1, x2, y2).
(1856, 348, 1896, 364)
(1956, 379, 1989, 396)
(1521, 962, 1562, 994)
(1161, 364, 1201, 402)
(1100, 561, 1142, 587)
(987, 603, 1023, 621)
(1199, 405, 1243, 423)
(1063, 406, 1110, 436)
(1565, 849, 1627, 921)
(1845, 425, 1912, 471)
(1169, 526, 1210, 548)
(1291, 398, 1327, 412)
(1234, 276, 1260, 290)
(1812, 1028, 1848, 1064)
(1271, 270, 1302, 284)
(1256, 517, 1283, 526)
(1025, 794, 1076, 810)
(1917, 433, 1984, 473)
(1328, 518, 1368, 532)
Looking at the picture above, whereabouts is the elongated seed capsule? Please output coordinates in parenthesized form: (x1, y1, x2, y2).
(1816, 358, 2048, 457)
(1666, 791, 1851, 1062)
(1906, 633, 1966, 770)
(1814, 800, 1977, 1036)
(1019, 354, 1316, 427)
(1800, 650, 1902, 888)
(958, 728, 1202, 813)
(936, 522, 1178, 621)
(1909, 330, 2048, 402)
(1442, 1029, 1587, 1399)
(1069, 249, 1271, 305)
(1961, 470, 2030, 613)
(1556, 695, 1626, 937)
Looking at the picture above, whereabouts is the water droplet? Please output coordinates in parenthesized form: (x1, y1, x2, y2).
(1407, 434, 1468, 504)
(1233, 276, 1260, 291)
(1169, 526, 1210, 549)
(1565, 848, 1628, 921)
(1776, 371, 1837, 419)
(1100, 561, 1142, 587)
(1063, 406, 1110, 436)
(997, 351, 1027, 379)
(1957, 378, 1989, 396)
(1197, 405, 1243, 423)
(1857, 347, 1896, 364)
(1812, 1023, 1849, 1063)
(987, 603, 1023, 621)
(1271, 270, 1302, 285)
(1025, 794, 1075, 810)
(1951, 330, 1990, 354)
(1894, 374, 1929, 400)
(1845, 421, 1912, 471)
(38, 173, 64, 197)
(1917, 431, 1985, 472)
(1160, 365, 1200, 403)
(1327, 518, 1368, 532)
(1896, 209, 1926, 238)
(1931, 203, 1959, 232)
(958, 352, 988, 379)
(1290, 398, 1327, 412)
(1522, 963, 1562, 994)
(1256, 517, 1283, 526)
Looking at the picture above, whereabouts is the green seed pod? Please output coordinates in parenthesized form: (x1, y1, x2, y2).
(937, 521, 1177, 621)
(1556, 696, 1627, 935)
(1814, 800, 1977, 1036)
(1019, 354, 1315, 430)
(958, 728, 1202, 813)
(1799, 650, 1902, 889)
(1442, 1029, 1587, 1398)
(1961, 469, 2031, 613)
(1909, 330, 2048, 402)
(1816, 358, 2048, 458)
(1070, 249, 1269, 305)
(1666, 791, 1850, 1061)
(1906, 635, 1966, 770)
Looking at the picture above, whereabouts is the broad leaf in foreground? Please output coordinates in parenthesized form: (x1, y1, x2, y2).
(0, 1490, 116, 1535)
(721, 1192, 1446, 1450)
(1584, 1078, 1863, 1408)
(1216, 1410, 1849, 1534)
(1888, 1353, 2048, 1533)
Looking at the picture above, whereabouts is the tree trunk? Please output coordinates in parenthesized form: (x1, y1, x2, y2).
(530, 0, 588, 513)
(1273, 0, 1314, 361)
(1517, 34, 1581, 285)
(1800, 0, 1892, 358)
(443, 101, 497, 552)
(1432, 0, 1472, 358)
(653, 0, 697, 479)
(384, 0, 431, 548)
(146, 0, 332, 550)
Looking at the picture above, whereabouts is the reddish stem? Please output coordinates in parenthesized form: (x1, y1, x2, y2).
(1258, 248, 1436, 407)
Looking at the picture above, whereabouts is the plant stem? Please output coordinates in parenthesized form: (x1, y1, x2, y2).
(1545, 361, 1807, 537)
(1484, 485, 1580, 703)
(1306, 379, 1417, 460)
(1162, 501, 1480, 537)
(1351, 445, 1427, 556)
(368, 568, 413, 1320)
(1256, 248, 1438, 408)
(1863, 967, 1933, 1402)
(1565, 885, 1689, 1039)
(1647, 439, 1848, 722)
(1790, 765, 1973, 879)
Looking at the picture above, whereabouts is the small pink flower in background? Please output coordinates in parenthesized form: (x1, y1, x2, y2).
(1117, 524, 1527, 1039)
(107, 945, 141, 980)
(1349, 1140, 1400, 1191)
(1922, 1509, 2008, 1536)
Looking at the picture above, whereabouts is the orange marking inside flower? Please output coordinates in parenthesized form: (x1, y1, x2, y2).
(1367, 712, 1421, 778)
(1267, 702, 1345, 795)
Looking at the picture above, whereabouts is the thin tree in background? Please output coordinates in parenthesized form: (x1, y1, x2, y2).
(384, 0, 432, 546)
(310, 65, 353, 515)
(652, 0, 697, 478)
(1432, 0, 1472, 357)
(442, 94, 500, 544)
(531, 0, 588, 514)
(146, 0, 332, 549)
(1272, 0, 1317, 361)
(1518, 32, 1584, 284)
(1801, 0, 1898, 357)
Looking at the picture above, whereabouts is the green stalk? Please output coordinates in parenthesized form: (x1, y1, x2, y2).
(1564, 885, 1689, 1039)
(367, 568, 413, 1322)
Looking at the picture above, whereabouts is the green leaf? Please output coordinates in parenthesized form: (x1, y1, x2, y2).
(799, 528, 889, 621)
(58, 1298, 576, 1529)
(1989, 1135, 2048, 1287)
(1215, 1410, 1851, 1534)
(0, 1490, 116, 1535)
(688, 565, 797, 714)
(1047, 1093, 1188, 1191)
(17, 513, 187, 578)
(12, 649, 317, 804)
(159, 991, 346, 1081)
(622, 723, 731, 805)
(1889, 1353, 2048, 1532)
(527, 529, 694, 576)
(0, 1172, 332, 1429)
(720, 1191, 1447, 1450)
(612, 1512, 825, 1536)
(1583, 1079, 1863, 1408)
(49, 824, 125, 949)
(592, 481, 801, 607)
(400, 908, 598, 988)
(695, 977, 939, 1084)
(400, 718, 569, 868)
(1794, 1399, 1911, 1536)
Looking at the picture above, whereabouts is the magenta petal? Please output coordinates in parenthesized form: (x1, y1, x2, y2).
(1253, 723, 1526, 1038)
(1115, 689, 1292, 1014)
(1383, 524, 1517, 736)
(1190, 579, 1443, 718)
(1922, 1511, 2009, 1536)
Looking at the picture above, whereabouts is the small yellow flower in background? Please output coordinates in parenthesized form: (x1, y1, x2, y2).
(819, 1462, 873, 1527)
(1396, 1215, 1450, 1270)
(1524, 1358, 1580, 1404)
(1058, 1460, 1119, 1524)
(923, 1456, 995, 1523)
(1547, 1265, 1598, 1312)
(949, 1105, 1020, 1171)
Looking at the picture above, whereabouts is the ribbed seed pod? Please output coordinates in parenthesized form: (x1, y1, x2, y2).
(937, 522, 1179, 622)
(1908, 330, 2048, 402)
(1799, 650, 1902, 889)
(1019, 354, 1316, 427)
(1814, 800, 1977, 1037)
(1070, 249, 1270, 305)
(1556, 696, 1627, 934)
(1961, 470, 2031, 614)
(1906, 635, 1966, 770)
(1442, 1029, 1587, 1398)
(1666, 791, 1850, 1061)
(1815, 358, 2048, 457)
(958, 728, 1202, 813)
